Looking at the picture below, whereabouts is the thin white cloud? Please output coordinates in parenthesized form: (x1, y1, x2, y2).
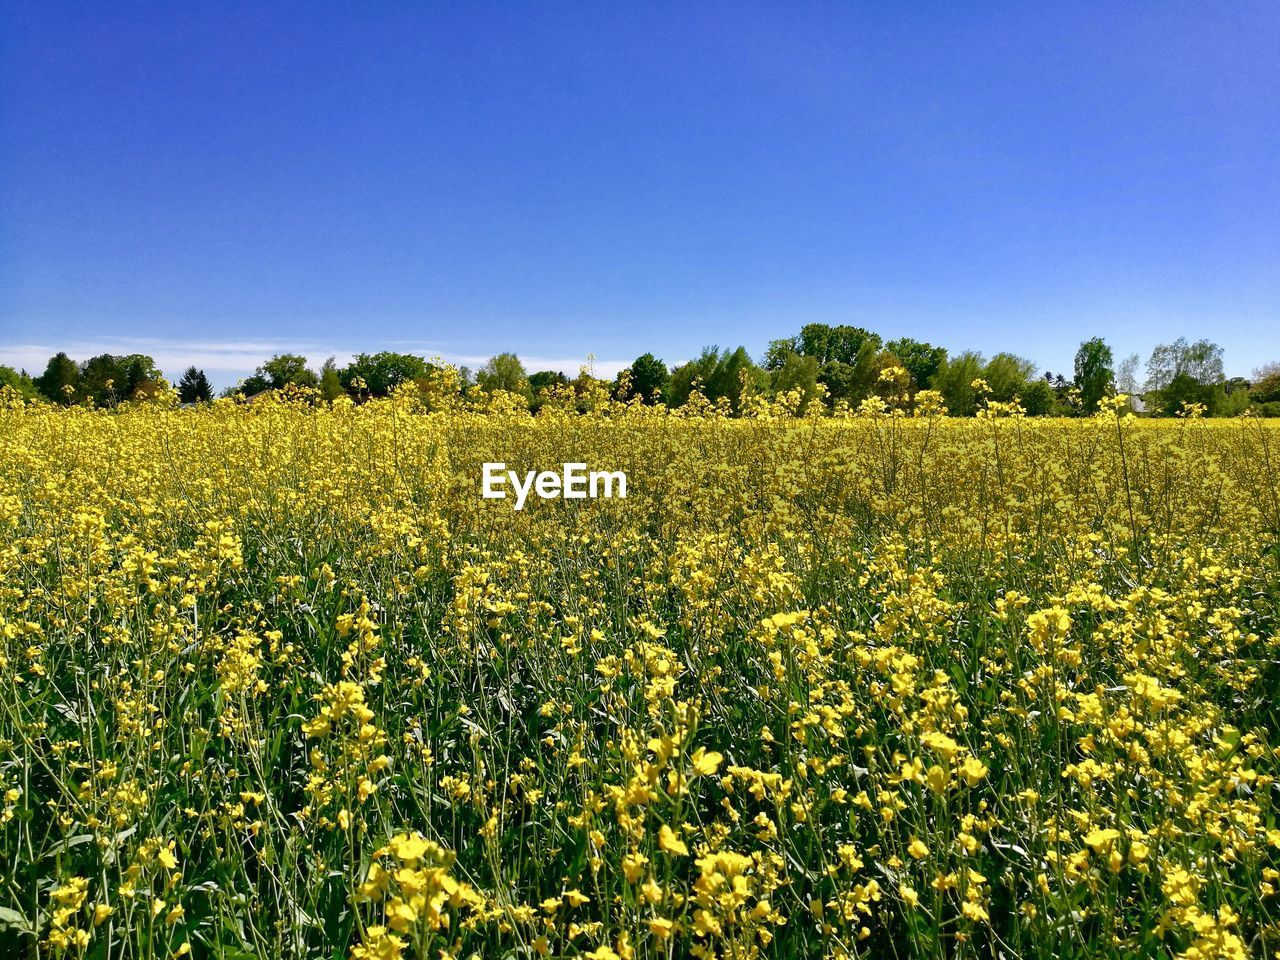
(0, 336, 628, 386)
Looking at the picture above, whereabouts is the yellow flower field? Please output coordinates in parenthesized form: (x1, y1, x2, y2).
(2, 391, 1278, 959)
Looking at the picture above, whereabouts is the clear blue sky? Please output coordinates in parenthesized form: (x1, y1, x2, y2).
(2, 2, 1277, 386)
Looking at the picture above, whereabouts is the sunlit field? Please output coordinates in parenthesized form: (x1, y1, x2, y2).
(2, 390, 1278, 959)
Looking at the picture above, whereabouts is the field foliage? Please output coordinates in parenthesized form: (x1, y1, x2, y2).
(2, 392, 1279, 959)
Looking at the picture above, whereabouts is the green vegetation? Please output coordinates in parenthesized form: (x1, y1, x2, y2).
(7, 326, 1278, 416)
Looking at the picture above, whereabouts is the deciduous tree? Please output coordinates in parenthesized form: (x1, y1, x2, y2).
(1073, 337, 1115, 413)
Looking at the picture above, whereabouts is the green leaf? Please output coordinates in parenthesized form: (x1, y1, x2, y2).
(0, 906, 32, 933)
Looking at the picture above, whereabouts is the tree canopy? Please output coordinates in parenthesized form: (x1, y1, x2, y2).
(1073, 337, 1114, 413)
(177, 367, 213, 403)
(15, 330, 1267, 418)
(476, 353, 530, 398)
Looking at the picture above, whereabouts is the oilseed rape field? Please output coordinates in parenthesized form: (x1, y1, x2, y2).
(2, 391, 1279, 960)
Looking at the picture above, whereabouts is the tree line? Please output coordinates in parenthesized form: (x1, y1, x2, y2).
(4, 325, 1278, 416)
